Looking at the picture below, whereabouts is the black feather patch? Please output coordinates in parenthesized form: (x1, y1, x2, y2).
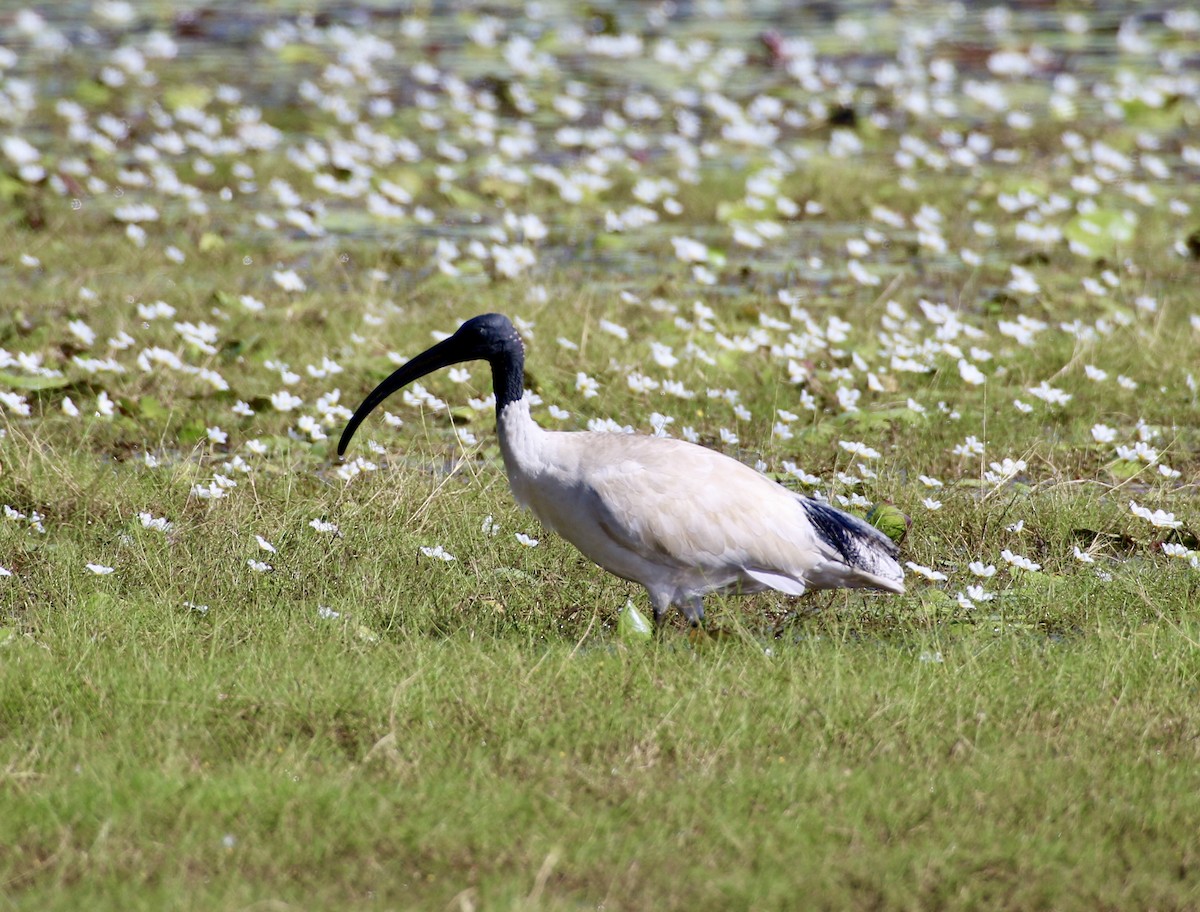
(800, 497, 900, 569)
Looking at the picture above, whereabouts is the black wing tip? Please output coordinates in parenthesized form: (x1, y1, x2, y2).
(802, 497, 900, 561)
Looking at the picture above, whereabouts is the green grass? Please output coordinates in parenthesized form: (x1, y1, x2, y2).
(3, 0, 1200, 908)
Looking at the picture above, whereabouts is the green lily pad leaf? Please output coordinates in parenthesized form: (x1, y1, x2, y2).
(1063, 209, 1137, 259)
(162, 84, 213, 112)
(0, 371, 69, 391)
(1105, 459, 1143, 479)
(74, 80, 113, 107)
(139, 397, 168, 421)
(177, 418, 208, 446)
(198, 232, 226, 253)
(617, 599, 653, 641)
(867, 503, 910, 544)
(276, 44, 326, 65)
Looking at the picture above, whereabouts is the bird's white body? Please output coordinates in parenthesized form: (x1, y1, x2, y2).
(498, 394, 904, 624)
(339, 313, 904, 629)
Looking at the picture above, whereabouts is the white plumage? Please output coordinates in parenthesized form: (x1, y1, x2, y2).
(340, 314, 904, 628)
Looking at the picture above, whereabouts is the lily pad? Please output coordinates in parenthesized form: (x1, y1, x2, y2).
(1063, 209, 1137, 259)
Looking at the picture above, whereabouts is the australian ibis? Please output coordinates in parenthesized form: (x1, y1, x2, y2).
(338, 313, 904, 628)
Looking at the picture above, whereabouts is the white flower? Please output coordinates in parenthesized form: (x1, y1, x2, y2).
(86, 563, 115, 575)
(482, 515, 499, 536)
(952, 435, 986, 457)
(958, 359, 986, 385)
(838, 440, 881, 459)
(905, 561, 948, 581)
(309, 518, 340, 534)
(420, 545, 456, 562)
(1091, 424, 1117, 444)
(919, 475, 944, 488)
(670, 236, 708, 263)
(247, 559, 272, 572)
(95, 391, 116, 417)
(1129, 500, 1182, 529)
(0, 566, 12, 577)
(598, 319, 629, 340)
(575, 372, 599, 398)
(255, 535, 277, 554)
(969, 561, 997, 578)
(1027, 381, 1072, 406)
(1000, 549, 1041, 572)
(1162, 542, 1193, 559)
(966, 585, 995, 602)
(317, 605, 340, 620)
(138, 512, 172, 532)
(1073, 546, 1096, 564)
(1006, 520, 1025, 533)
(923, 498, 942, 511)
(272, 269, 307, 292)
(515, 533, 539, 547)
(270, 391, 303, 411)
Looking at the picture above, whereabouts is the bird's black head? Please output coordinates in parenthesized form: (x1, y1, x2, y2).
(337, 313, 526, 457)
(452, 313, 525, 364)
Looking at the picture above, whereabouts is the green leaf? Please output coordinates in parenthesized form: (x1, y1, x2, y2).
(74, 80, 113, 107)
(617, 599, 654, 641)
(139, 397, 169, 421)
(198, 232, 226, 253)
(0, 371, 69, 391)
(162, 84, 213, 112)
(1063, 209, 1137, 259)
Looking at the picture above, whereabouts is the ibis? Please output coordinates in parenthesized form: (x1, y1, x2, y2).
(338, 313, 904, 629)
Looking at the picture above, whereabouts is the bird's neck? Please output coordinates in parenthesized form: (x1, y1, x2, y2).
(491, 347, 525, 413)
(495, 391, 545, 510)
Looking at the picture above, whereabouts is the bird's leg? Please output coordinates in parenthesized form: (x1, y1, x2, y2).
(680, 595, 704, 626)
(649, 592, 673, 632)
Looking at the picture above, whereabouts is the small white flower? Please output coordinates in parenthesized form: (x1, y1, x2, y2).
(255, 535, 277, 554)
(62, 396, 80, 417)
(247, 559, 272, 572)
(482, 515, 499, 536)
(969, 561, 997, 578)
(138, 512, 172, 532)
(1162, 542, 1193, 559)
(272, 269, 307, 292)
(1091, 424, 1117, 444)
(923, 498, 942, 510)
(515, 532, 539, 547)
(419, 545, 456, 562)
(86, 563, 115, 575)
(270, 391, 303, 411)
(905, 561, 948, 581)
(0, 565, 13, 576)
(95, 391, 116, 417)
(958, 359, 986, 385)
(838, 440, 881, 459)
(309, 518, 340, 534)
(1006, 520, 1025, 533)
(1000, 549, 1041, 572)
(1129, 500, 1182, 529)
(966, 584, 995, 602)
(1073, 546, 1096, 564)
(317, 605, 340, 620)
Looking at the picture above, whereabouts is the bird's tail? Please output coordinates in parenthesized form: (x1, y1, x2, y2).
(800, 498, 905, 593)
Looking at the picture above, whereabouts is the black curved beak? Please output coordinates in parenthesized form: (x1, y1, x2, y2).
(337, 334, 473, 457)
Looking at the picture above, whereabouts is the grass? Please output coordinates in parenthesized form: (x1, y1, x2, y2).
(2, 0, 1200, 908)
